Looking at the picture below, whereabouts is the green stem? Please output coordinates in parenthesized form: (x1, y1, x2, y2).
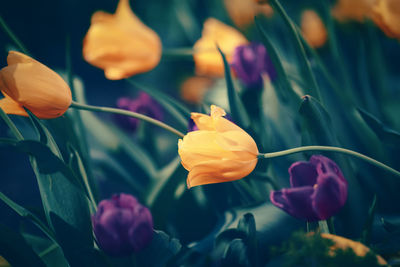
(0, 15, 29, 55)
(69, 101, 185, 138)
(318, 220, 330, 234)
(259, 145, 400, 178)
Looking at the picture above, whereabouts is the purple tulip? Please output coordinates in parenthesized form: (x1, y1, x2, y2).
(231, 42, 277, 88)
(270, 155, 348, 221)
(115, 92, 163, 131)
(92, 193, 153, 257)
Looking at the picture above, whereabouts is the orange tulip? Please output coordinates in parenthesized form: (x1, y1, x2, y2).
(321, 233, 387, 265)
(371, 0, 400, 39)
(0, 51, 72, 119)
(224, 0, 273, 29)
(178, 105, 258, 188)
(193, 18, 248, 77)
(83, 0, 162, 80)
(180, 76, 213, 104)
(332, 0, 376, 22)
(301, 10, 328, 48)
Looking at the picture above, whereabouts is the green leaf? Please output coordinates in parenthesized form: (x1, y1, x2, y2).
(269, 0, 321, 101)
(217, 46, 250, 129)
(0, 224, 46, 267)
(136, 230, 182, 267)
(357, 108, 400, 146)
(237, 213, 258, 266)
(299, 95, 337, 146)
(23, 234, 69, 267)
(255, 17, 301, 106)
(0, 192, 55, 242)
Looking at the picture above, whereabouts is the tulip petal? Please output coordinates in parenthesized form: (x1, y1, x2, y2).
(270, 186, 320, 221)
(289, 161, 318, 187)
(186, 158, 257, 188)
(310, 155, 347, 184)
(216, 130, 259, 157)
(191, 112, 214, 131)
(0, 94, 28, 116)
(312, 173, 348, 220)
(7, 51, 37, 65)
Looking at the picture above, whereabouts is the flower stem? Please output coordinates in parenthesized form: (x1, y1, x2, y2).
(69, 101, 185, 138)
(318, 220, 330, 234)
(259, 145, 400, 177)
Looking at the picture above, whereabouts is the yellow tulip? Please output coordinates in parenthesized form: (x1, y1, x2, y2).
(321, 233, 387, 265)
(83, 0, 162, 80)
(178, 105, 258, 188)
(224, 0, 273, 29)
(0, 51, 72, 119)
(301, 10, 328, 49)
(331, 0, 376, 22)
(371, 0, 400, 39)
(193, 18, 248, 77)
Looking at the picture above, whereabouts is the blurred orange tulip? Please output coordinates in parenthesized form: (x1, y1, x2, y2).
(178, 105, 258, 188)
(193, 18, 248, 77)
(371, 0, 400, 39)
(0, 51, 72, 119)
(180, 76, 213, 104)
(332, 0, 376, 22)
(321, 233, 387, 265)
(224, 0, 273, 28)
(83, 0, 162, 80)
(301, 10, 328, 48)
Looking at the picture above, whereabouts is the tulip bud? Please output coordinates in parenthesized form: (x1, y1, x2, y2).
(231, 42, 276, 88)
(224, 0, 273, 29)
(83, 0, 162, 80)
(178, 105, 258, 188)
(0, 51, 72, 119)
(301, 10, 328, 49)
(92, 193, 153, 257)
(193, 18, 248, 77)
(114, 92, 163, 131)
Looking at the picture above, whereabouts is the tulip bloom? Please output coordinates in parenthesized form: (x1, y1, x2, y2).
(193, 18, 248, 77)
(114, 92, 163, 131)
(301, 10, 328, 49)
(178, 105, 258, 188)
(331, 0, 376, 22)
(270, 155, 348, 221)
(224, 0, 273, 28)
(371, 0, 400, 39)
(83, 0, 162, 80)
(0, 51, 71, 119)
(92, 193, 153, 257)
(180, 76, 213, 104)
(231, 42, 276, 88)
(322, 234, 387, 265)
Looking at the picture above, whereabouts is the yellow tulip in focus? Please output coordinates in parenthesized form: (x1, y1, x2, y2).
(178, 105, 258, 188)
(332, 0, 376, 22)
(0, 51, 72, 119)
(301, 10, 328, 49)
(83, 0, 162, 80)
(193, 18, 248, 77)
(224, 0, 273, 29)
(371, 0, 400, 39)
(321, 233, 387, 265)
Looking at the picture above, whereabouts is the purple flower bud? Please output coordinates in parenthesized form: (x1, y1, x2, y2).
(270, 155, 348, 221)
(231, 42, 277, 88)
(92, 193, 153, 257)
(115, 92, 163, 131)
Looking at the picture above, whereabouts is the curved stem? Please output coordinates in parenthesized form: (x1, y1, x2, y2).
(69, 101, 185, 138)
(259, 145, 400, 178)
